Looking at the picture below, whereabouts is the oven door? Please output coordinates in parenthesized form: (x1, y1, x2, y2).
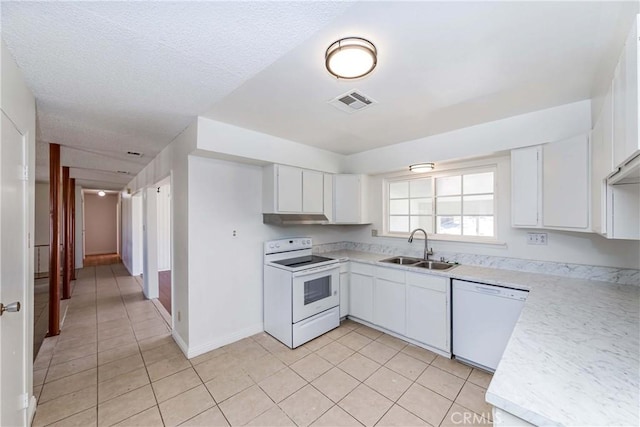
(292, 264, 340, 323)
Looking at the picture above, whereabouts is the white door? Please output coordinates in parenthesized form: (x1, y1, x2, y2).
(1, 112, 29, 426)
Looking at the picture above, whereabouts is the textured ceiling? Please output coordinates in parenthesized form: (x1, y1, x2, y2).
(204, 1, 638, 154)
(2, 1, 638, 189)
(1, 1, 354, 189)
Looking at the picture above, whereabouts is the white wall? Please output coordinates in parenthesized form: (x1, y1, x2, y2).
(84, 193, 118, 255)
(196, 117, 343, 173)
(353, 155, 640, 269)
(343, 100, 591, 174)
(1, 38, 36, 423)
(34, 183, 49, 273)
(142, 187, 158, 299)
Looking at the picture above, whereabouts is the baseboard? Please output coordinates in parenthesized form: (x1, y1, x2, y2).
(172, 330, 189, 357)
(183, 323, 264, 359)
(28, 395, 37, 425)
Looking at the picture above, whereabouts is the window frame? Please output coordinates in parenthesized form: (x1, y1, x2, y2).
(383, 165, 499, 243)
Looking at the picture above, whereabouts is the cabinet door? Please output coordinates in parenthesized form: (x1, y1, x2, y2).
(591, 88, 613, 236)
(339, 271, 349, 318)
(334, 175, 361, 223)
(511, 146, 541, 227)
(302, 170, 324, 213)
(373, 278, 405, 334)
(277, 165, 302, 212)
(624, 17, 639, 160)
(406, 284, 447, 351)
(543, 135, 589, 229)
(349, 273, 373, 322)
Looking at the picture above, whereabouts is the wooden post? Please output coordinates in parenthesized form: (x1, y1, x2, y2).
(62, 166, 71, 299)
(48, 144, 61, 336)
(70, 178, 76, 280)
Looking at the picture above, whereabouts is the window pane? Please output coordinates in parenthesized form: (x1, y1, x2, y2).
(464, 172, 494, 194)
(410, 198, 432, 215)
(436, 216, 461, 235)
(463, 216, 494, 236)
(390, 199, 409, 215)
(410, 178, 432, 198)
(389, 216, 409, 233)
(436, 196, 462, 215)
(463, 195, 494, 215)
(410, 216, 433, 233)
(390, 181, 409, 199)
(436, 175, 461, 196)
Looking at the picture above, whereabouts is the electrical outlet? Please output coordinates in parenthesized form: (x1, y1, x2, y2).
(527, 232, 548, 245)
(371, 229, 378, 237)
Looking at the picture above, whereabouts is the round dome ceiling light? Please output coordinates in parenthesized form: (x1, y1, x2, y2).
(97, 190, 106, 197)
(409, 163, 435, 173)
(325, 37, 377, 79)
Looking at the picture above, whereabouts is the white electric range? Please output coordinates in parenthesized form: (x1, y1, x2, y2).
(263, 238, 340, 348)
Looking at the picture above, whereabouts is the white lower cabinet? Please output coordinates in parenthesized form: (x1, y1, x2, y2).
(347, 262, 451, 354)
(373, 267, 406, 335)
(349, 263, 374, 323)
(339, 262, 349, 318)
(406, 272, 449, 352)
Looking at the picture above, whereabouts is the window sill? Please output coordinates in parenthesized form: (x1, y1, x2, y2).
(379, 233, 507, 248)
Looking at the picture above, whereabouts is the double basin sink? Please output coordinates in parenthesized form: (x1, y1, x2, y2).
(380, 256, 458, 271)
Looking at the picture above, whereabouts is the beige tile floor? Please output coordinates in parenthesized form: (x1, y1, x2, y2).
(32, 264, 493, 427)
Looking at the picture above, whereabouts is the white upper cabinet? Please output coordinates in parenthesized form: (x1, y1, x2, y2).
(612, 15, 640, 167)
(511, 135, 590, 232)
(542, 135, 590, 230)
(302, 170, 324, 213)
(511, 146, 541, 227)
(263, 164, 324, 214)
(276, 165, 303, 212)
(591, 87, 614, 236)
(332, 174, 369, 224)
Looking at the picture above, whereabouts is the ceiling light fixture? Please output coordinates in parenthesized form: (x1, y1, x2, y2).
(97, 190, 106, 197)
(409, 163, 435, 173)
(325, 37, 377, 79)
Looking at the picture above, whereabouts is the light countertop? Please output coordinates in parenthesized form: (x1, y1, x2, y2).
(324, 250, 640, 426)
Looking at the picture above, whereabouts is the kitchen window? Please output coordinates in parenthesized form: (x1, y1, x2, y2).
(386, 168, 496, 240)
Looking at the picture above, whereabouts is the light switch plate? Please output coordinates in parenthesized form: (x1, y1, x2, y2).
(527, 232, 548, 245)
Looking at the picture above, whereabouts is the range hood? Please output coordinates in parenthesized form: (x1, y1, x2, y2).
(263, 213, 328, 225)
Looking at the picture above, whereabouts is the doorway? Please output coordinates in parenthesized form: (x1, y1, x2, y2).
(156, 178, 171, 314)
(82, 190, 120, 265)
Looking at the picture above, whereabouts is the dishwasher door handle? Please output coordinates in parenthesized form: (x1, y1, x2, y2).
(475, 286, 501, 295)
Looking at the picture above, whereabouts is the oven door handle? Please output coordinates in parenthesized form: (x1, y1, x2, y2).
(292, 264, 339, 278)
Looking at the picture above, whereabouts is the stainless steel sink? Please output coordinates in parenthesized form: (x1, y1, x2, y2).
(414, 260, 458, 271)
(380, 256, 423, 265)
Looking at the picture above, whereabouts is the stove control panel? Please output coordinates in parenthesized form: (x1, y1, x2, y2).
(265, 237, 312, 254)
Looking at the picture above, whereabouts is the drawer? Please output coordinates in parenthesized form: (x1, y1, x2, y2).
(376, 266, 405, 283)
(350, 262, 374, 276)
(406, 271, 448, 292)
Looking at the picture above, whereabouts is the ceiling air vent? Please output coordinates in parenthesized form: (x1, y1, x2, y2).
(329, 89, 377, 113)
(126, 151, 143, 157)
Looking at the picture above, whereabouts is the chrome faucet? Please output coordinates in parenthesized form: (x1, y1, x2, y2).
(408, 228, 434, 261)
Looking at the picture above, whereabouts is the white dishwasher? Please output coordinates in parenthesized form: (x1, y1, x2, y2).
(452, 279, 528, 372)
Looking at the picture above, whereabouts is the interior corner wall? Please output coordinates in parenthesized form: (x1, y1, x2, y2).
(184, 155, 363, 357)
(156, 182, 171, 272)
(142, 187, 158, 299)
(84, 193, 118, 255)
(120, 193, 133, 274)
